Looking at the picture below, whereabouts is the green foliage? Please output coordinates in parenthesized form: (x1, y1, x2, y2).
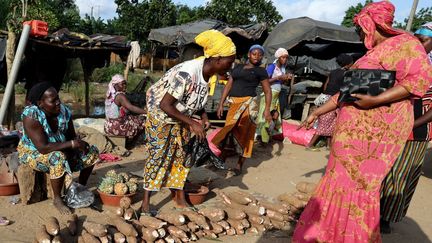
(78, 14, 108, 35)
(176, 4, 195, 24)
(114, 0, 177, 50)
(341, 0, 372, 27)
(106, 18, 123, 35)
(204, 0, 282, 28)
(91, 64, 125, 83)
(69, 81, 95, 102)
(3, 0, 81, 33)
(126, 72, 145, 92)
(395, 7, 432, 31)
(0, 0, 13, 29)
(0, 83, 24, 94)
(14, 83, 26, 94)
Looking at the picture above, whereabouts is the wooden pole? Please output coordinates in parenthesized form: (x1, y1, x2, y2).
(84, 73, 90, 116)
(150, 42, 155, 73)
(80, 58, 91, 116)
(124, 53, 131, 80)
(287, 56, 299, 105)
(163, 47, 169, 73)
(406, 0, 419, 32)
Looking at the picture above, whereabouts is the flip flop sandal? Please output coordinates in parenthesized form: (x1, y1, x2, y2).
(0, 217, 10, 226)
(305, 147, 321, 152)
(172, 206, 198, 212)
(139, 209, 158, 217)
(226, 168, 242, 177)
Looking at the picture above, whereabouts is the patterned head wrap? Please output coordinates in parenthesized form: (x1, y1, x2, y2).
(195, 30, 236, 58)
(106, 74, 125, 99)
(274, 47, 289, 58)
(353, 1, 404, 49)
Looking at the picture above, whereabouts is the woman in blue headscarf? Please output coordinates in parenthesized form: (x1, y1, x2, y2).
(212, 44, 272, 175)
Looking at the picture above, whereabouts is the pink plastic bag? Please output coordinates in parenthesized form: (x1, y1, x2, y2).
(282, 121, 316, 146)
(207, 128, 222, 157)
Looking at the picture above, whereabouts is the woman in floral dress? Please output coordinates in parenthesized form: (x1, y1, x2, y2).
(292, 1, 432, 242)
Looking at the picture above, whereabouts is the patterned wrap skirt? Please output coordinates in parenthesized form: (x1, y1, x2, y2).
(316, 110, 338, 136)
(143, 114, 191, 191)
(212, 96, 258, 158)
(17, 142, 99, 179)
(104, 115, 146, 138)
(380, 140, 428, 222)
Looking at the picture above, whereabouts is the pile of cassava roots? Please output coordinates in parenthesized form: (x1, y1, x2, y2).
(34, 181, 316, 243)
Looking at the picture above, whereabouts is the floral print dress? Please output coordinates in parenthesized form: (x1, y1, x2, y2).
(293, 33, 432, 243)
(18, 104, 99, 179)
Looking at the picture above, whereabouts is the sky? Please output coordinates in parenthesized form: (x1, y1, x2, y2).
(75, 0, 431, 25)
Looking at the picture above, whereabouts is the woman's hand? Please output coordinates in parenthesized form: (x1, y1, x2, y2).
(352, 94, 382, 109)
(264, 109, 272, 123)
(190, 121, 206, 142)
(217, 105, 224, 119)
(281, 73, 292, 81)
(299, 113, 318, 130)
(201, 116, 211, 131)
(73, 139, 90, 153)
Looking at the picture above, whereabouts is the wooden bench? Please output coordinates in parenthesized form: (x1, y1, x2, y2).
(17, 164, 71, 204)
(298, 94, 319, 122)
(17, 164, 53, 204)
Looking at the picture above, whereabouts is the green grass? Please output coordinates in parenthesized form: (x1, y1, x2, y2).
(69, 82, 96, 102)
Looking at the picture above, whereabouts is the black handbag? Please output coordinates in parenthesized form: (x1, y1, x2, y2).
(338, 69, 396, 103)
(183, 136, 226, 169)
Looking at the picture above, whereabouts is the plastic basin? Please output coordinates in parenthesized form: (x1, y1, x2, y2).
(0, 172, 19, 196)
(97, 190, 136, 207)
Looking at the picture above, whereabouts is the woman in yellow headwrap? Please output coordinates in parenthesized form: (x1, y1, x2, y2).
(140, 30, 236, 214)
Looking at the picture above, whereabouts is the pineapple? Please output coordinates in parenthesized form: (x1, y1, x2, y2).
(110, 174, 124, 183)
(98, 178, 114, 194)
(106, 169, 117, 178)
(126, 181, 138, 194)
(114, 183, 128, 195)
(119, 172, 130, 182)
(128, 177, 139, 184)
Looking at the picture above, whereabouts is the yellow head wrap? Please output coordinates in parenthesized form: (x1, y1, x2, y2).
(195, 29, 236, 58)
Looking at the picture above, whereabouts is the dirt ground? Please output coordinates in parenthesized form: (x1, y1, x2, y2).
(1, 142, 432, 243)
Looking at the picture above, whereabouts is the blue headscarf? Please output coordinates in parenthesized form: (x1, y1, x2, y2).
(249, 44, 264, 54)
(415, 28, 432, 37)
(415, 22, 432, 37)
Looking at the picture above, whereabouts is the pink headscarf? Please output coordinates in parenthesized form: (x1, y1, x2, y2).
(106, 74, 125, 99)
(274, 48, 289, 59)
(354, 1, 404, 49)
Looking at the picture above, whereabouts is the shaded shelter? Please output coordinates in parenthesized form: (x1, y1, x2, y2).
(264, 17, 365, 76)
(263, 17, 365, 117)
(3, 28, 130, 117)
(0, 31, 7, 86)
(148, 19, 268, 70)
(264, 17, 363, 59)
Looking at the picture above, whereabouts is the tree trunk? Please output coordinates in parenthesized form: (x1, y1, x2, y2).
(4, 30, 17, 128)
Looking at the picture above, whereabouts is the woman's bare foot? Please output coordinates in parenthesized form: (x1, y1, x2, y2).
(172, 190, 194, 209)
(53, 197, 71, 215)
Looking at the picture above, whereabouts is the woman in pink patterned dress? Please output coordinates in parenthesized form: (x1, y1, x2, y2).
(292, 1, 432, 242)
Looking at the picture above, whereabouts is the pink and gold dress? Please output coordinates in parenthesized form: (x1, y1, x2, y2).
(292, 33, 432, 242)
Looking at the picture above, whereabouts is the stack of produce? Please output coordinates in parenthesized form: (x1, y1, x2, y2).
(34, 181, 316, 242)
(98, 170, 138, 195)
(35, 214, 78, 243)
(277, 181, 316, 217)
(35, 216, 63, 243)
